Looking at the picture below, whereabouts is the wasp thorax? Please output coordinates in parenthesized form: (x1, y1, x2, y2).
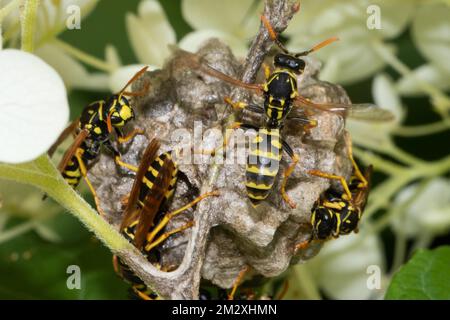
(108, 95, 134, 127)
(274, 53, 305, 73)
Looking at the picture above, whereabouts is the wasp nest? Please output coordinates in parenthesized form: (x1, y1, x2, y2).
(88, 2, 352, 299)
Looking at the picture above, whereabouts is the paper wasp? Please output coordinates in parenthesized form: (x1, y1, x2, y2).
(295, 134, 373, 250)
(200, 268, 288, 300)
(46, 67, 149, 214)
(178, 15, 393, 208)
(113, 138, 218, 300)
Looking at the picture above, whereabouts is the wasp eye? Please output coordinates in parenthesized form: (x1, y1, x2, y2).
(274, 53, 306, 74)
(118, 106, 133, 122)
(298, 59, 306, 72)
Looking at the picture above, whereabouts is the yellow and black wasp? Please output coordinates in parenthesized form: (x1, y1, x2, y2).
(295, 134, 373, 250)
(180, 14, 393, 209)
(113, 138, 218, 300)
(46, 67, 149, 214)
(200, 266, 289, 300)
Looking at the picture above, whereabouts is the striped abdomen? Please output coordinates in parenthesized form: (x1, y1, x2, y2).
(61, 143, 96, 190)
(62, 156, 82, 189)
(138, 151, 178, 207)
(245, 128, 282, 206)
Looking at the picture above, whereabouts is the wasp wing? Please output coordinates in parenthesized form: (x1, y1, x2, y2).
(121, 138, 161, 231)
(173, 47, 263, 93)
(344, 104, 395, 122)
(56, 129, 88, 173)
(293, 95, 395, 122)
(354, 165, 373, 212)
(133, 157, 175, 250)
(121, 138, 176, 250)
(48, 119, 80, 158)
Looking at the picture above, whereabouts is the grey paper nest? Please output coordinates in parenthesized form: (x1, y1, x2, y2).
(88, 39, 352, 299)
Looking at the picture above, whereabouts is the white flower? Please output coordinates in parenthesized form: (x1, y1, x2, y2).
(180, 0, 262, 56)
(1, 0, 99, 44)
(36, 42, 110, 91)
(109, 0, 262, 92)
(396, 3, 450, 96)
(108, 64, 150, 94)
(411, 3, 450, 77)
(106, 0, 172, 92)
(306, 229, 386, 299)
(285, 0, 416, 84)
(396, 64, 450, 97)
(1, 0, 103, 91)
(125, 0, 176, 67)
(346, 73, 404, 149)
(179, 29, 248, 58)
(391, 178, 450, 237)
(0, 49, 69, 163)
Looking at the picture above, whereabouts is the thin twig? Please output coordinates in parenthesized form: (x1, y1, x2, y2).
(119, 0, 301, 300)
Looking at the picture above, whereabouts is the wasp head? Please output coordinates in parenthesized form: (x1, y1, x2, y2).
(311, 207, 337, 240)
(107, 95, 135, 128)
(274, 53, 306, 74)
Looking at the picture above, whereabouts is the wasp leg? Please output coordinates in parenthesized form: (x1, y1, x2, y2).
(344, 132, 368, 188)
(287, 114, 318, 129)
(308, 169, 352, 201)
(322, 200, 345, 210)
(294, 232, 318, 252)
(132, 286, 157, 300)
(294, 239, 312, 252)
(280, 140, 299, 209)
(262, 63, 272, 80)
(112, 255, 121, 274)
(145, 221, 194, 253)
(303, 118, 318, 134)
(74, 150, 106, 216)
(224, 97, 264, 114)
(144, 191, 219, 251)
(228, 265, 250, 300)
(115, 156, 139, 173)
(223, 122, 259, 155)
(276, 280, 289, 300)
(224, 96, 247, 111)
(114, 127, 144, 144)
(102, 140, 140, 173)
(116, 128, 145, 144)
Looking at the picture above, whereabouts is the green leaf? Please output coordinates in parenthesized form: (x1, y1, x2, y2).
(385, 246, 450, 300)
(0, 215, 129, 299)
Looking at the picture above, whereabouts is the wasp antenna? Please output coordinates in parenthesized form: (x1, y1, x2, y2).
(260, 15, 290, 54)
(106, 113, 113, 133)
(295, 36, 339, 57)
(118, 66, 149, 95)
